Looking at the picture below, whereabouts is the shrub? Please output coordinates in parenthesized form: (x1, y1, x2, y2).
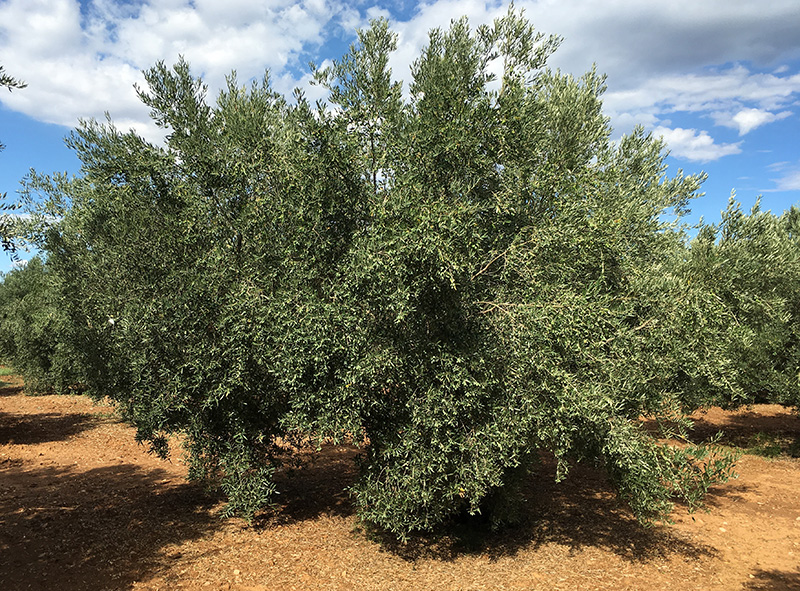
(0, 257, 83, 393)
(682, 199, 800, 409)
(19, 9, 736, 537)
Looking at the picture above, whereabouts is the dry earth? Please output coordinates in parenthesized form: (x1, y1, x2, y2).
(1, 374, 799, 591)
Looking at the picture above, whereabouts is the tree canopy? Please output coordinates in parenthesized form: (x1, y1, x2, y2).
(8, 10, 784, 539)
(0, 64, 27, 252)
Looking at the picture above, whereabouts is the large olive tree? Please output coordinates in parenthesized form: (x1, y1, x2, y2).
(21, 10, 734, 538)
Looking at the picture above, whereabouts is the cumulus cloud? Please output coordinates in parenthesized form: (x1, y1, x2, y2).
(0, 0, 353, 137)
(769, 167, 800, 191)
(0, 0, 799, 164)
(725, 108, 792, 135)
(602, 65, 800, 136)
(600, 64, 799, 162)
(652, 126, 742, 162)
(603, 66, 800, 117)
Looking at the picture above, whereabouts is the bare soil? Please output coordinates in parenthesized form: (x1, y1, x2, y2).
(1, 374, 799, 591)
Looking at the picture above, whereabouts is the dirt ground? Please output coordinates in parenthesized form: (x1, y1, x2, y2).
(1, 374, 799, 591)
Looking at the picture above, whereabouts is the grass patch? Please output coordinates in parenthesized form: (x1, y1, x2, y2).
(740, 432, 800, 459)
(0, 366, 16, 377)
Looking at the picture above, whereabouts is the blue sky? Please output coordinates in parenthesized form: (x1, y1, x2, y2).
(1, 0, 800, 273)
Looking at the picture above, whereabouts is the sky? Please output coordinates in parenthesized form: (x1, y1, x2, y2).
(1, 0, 800, 272)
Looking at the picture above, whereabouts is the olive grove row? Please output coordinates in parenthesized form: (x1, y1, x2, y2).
(1, 11, 798, 538)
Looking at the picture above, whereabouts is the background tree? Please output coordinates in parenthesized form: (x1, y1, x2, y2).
(0, 256, 83, 393)
(680, 199, 800, 409)
(0, 64, 27, 253)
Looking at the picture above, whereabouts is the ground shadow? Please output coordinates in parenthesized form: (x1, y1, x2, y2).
(742, 568, 800, 591)
(0, 381, 24, 397)
(689, 407, 800, 457)
(254, 444, 362, 528)
(263, 448, 719, 566)
(0, 411, 106, 445)
(692, 480, 758, 509)
(402, 464, 716, 564)
(0, 460, 221, 591)
(0, 383, 736, 585)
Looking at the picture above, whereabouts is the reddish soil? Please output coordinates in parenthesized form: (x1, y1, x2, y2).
(1, 374, 799, 591)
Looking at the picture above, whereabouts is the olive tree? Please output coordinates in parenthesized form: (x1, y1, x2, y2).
(1, 64, 27, 253)
(0, 256, 84, 393)
(681, 199, 800, 409)
(22, 10, 734, 538)
(291, 13, 734, 536)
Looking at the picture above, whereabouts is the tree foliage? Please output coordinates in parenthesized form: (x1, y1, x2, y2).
(0, 257, 83, 393)
(0, 64, 26, 93)
(8, 10, 747, 537)
(0, 63, 27, 253)
(680, 199, 800, 409)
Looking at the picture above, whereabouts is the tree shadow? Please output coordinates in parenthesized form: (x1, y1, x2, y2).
(688, 406, 800, 457)
(0, 439, 735, 589)
(0, 410, 109, 445)
(693, 480, 757, 509)
(642, 405, 800, 459)
(691, 408, 800, 438)
(742, 568, 800, 591)
(254, 444, 362, 528)
(260, 447, 720, 567)
(384, 461, 719, 564)
(0, 380, 23, 397)
(0, 391, 739, 588)
(0, 460, 221, 591)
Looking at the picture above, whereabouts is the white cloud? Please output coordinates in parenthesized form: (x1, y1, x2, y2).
(605, 66, 800, 115)
(712, 108, 793, 135)
(770, 168, 800, 191)
(652, 126, 742, 162)
(603, 65, 800, 131)
(0, 0, 799, 164)
(768, 161, 791, 171)
(365, 6, 392, 21)
(337, 6, 364, 34)
(599, 64, 799, 162)
(0, 0, 350, 137)
(734, 108, 792, 135)
(3, 0, 84, 58)
(762, 160, 800, 192)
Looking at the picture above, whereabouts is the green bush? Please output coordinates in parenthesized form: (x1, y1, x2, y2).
(18, 10, 737, 538)
(682, 199, 800, 409)
(0, 257, 83, 393)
